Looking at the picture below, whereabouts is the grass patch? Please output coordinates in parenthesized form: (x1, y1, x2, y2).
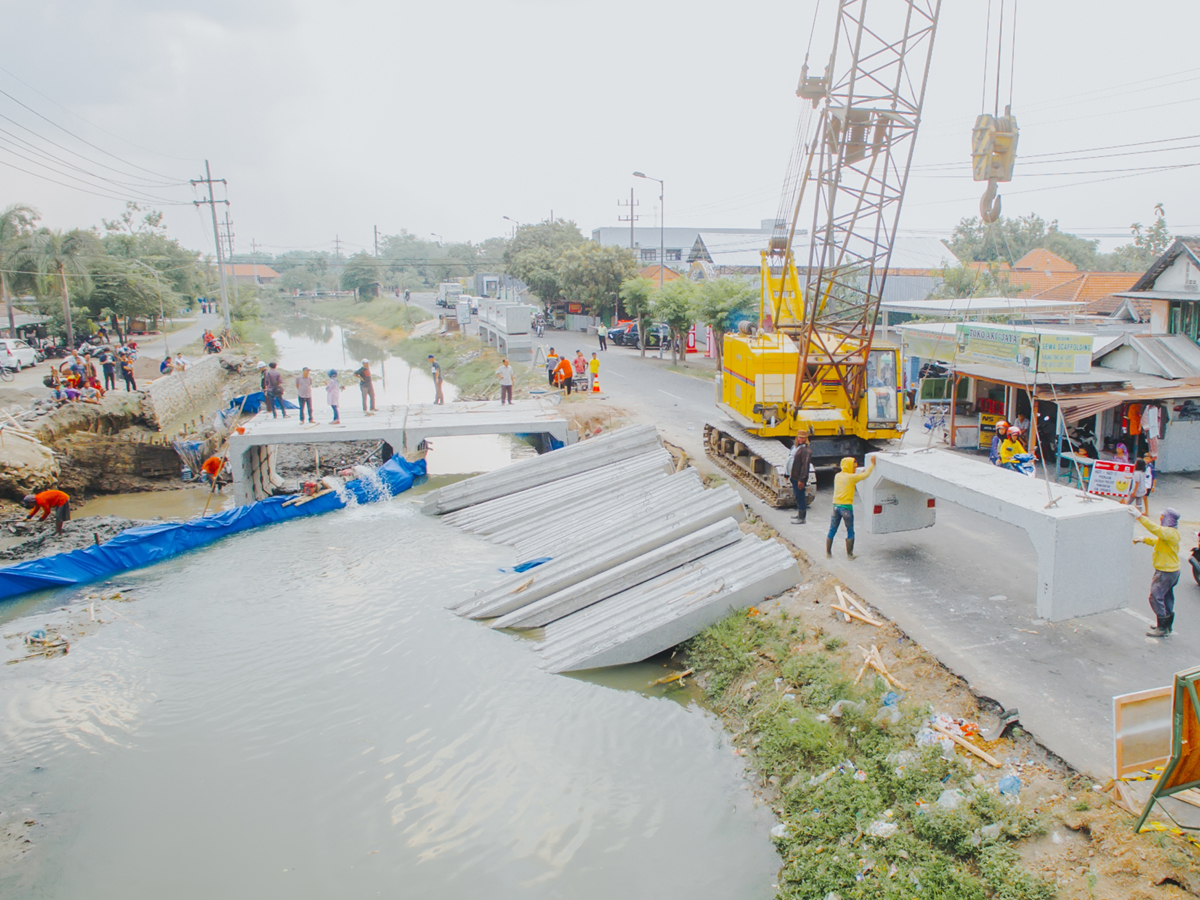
(679, 612, 1056, 900)
(231, 318, 278, 359)
(393, 333, 541, 401)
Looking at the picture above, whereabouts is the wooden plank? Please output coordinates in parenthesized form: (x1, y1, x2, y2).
(831, 602, 881, 627)
(932, 722, 1002, 768)
(1113, 685, 1172, 779)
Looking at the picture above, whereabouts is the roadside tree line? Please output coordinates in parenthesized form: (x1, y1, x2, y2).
(0, 201, 210, 345)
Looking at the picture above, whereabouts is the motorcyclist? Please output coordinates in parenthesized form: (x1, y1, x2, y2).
(998, 426, 1027, 470)
(988, 419, 1008, 465)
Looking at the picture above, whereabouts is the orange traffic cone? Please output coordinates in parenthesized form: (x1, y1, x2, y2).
(592, 372, 601, 393)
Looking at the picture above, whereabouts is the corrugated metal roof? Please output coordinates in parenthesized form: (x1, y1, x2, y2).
(692, 232, 954, 272)
(1128, 335, 1200, 380)
(882, 296, 1083, 315)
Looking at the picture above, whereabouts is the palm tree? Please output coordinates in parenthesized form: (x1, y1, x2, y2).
(0, 203, 39, 338)
(22, 228, 99, 349)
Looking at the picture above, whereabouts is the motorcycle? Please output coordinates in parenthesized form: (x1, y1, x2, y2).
(1000, 452, 1036, 477)
(1189, 529, 1200, 586)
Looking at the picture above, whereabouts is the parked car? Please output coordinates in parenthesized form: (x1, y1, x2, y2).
(607, 322, 634, 345)
(621, 322, 671, 349)
(0, 338, 37, 370)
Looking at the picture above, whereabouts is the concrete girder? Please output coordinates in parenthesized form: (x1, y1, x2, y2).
(859, 449, 1134, 621)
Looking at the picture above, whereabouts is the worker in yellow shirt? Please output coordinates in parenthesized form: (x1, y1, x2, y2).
(1130, 505, 1181, 637)
(827, 455, 875, 560)
(588, 352, 599, 392)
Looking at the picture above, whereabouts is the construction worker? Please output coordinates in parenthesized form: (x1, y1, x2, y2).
(1130, 505, 1181, 637)
(988, 419, 1008, 465)
(24, 489, 71, 536)
(554, 354, 575, 395)
(545, 348, 559, 386)
(200, 455, 224, 484)
(998, 426, 1026, 468)
(788, 434, 811, 525)
(827, 455, 875, 559)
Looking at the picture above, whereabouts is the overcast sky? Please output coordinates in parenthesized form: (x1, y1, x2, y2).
(3, 0, 1197, 259)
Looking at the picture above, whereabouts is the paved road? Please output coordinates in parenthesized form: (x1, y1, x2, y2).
(525, 323, 1197, 779)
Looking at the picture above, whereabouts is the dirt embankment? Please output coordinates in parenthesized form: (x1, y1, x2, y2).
(677, 519, 1199, 900)
(0, 505, 155, 563)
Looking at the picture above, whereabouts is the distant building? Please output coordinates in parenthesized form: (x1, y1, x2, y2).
(222, 263, 280, 285)
(976, 250, 1142, 318)
(1112, 237, 1200, 339)
(592, 220, 784, 270)
(637, 265, 682, 284)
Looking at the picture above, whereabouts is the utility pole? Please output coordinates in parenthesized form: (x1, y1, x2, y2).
(191, 159, 231, 330)
(250, 238, 259, 286)
(222, 209, 235, 259)
(333, 235, 342, 259)
(618, 189, 640, 250)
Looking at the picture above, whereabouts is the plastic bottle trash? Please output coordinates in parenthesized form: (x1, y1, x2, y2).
(936, 789, 964, 810)
(998, 775, 1022, 796)
(874, 705, 902, 725)
(28, 629, 46, 641)
(881, 690, 902, 707)
(770, 823, 790, 839)
(830, 699, 866, 718)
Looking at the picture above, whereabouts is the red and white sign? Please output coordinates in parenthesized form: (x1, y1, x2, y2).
(704, 325, 715, 358)
(686, 325, 697, 353)
(1086, 460, 1135, 498)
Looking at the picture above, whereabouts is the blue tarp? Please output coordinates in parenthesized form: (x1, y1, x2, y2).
(0, 457, 426, 602)
(230, 392, 298, 415)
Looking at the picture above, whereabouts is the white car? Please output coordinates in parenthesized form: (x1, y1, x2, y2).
(0, 338, 37, 370)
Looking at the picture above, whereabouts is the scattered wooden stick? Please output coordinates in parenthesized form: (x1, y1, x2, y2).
(652, 667, 694, 686)
(854, 644, 909, 690)
(101, 604, 145, 630)
(831, 602, 882, 627)
(931, 721, 1001, 768)
(835, 585, 874, 619)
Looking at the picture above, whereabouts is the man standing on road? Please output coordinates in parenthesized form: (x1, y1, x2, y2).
(788, 435, 812, 525)
(100, 350, 116, 392)
(354, 359, 376, 414)
(545, 348, 559, 387)
(1130, 505, 1181, 637)
(827, 455, 875, 559)
(429, 354, 445, 405)
(24, 489, 71, 536)
(598, 327, 607, 351)
(295, 367, 314, 423)
(496, 358, 513, 405)
(264, 361, 287, 418)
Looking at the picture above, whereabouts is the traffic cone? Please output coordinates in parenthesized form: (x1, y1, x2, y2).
(592, 372, 601, 393)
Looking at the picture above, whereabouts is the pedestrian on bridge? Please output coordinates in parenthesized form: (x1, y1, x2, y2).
(1130, 505, 1181, 637)
(263, 362, 287, 418)
(354, 359, 376, 414)
(788, 434, 811, 525)
(326, 369, 342, 423)
(827, 455, 875, 559)
(295, 367, 314, 423)
(496, 358, 514, 404)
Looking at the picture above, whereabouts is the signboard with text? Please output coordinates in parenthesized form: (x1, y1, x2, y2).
(954, 324, 1093, 375)
(1087, 460, 1136, 499)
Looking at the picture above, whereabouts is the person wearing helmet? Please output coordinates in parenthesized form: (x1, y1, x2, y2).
(326, 369, 342, 423)
(988, 419, 1008, 465)
(1130, 505, 1182, 637)
(827, 455, 875, 559)
(353, 358, 376, 414)
(998, 426, 1026, 468)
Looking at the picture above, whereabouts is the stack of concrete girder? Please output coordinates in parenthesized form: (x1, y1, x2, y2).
(427, 424, 801, 672)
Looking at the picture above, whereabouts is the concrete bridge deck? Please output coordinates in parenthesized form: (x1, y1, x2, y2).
(227, 399, 570, 504)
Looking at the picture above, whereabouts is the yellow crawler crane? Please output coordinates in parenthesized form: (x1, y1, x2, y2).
(706, 0, 940, 507)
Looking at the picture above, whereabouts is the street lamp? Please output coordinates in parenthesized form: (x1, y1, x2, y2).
(502, 216, 521, 241)
(430, 233, 443, 246)
(633, 171, 664, 290)
(130, 259, 168, 356)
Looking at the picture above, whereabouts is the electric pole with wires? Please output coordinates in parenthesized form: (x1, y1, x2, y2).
(191, 159, 232, 330)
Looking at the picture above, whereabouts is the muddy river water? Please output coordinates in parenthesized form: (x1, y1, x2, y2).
(0, 320, 780, 898)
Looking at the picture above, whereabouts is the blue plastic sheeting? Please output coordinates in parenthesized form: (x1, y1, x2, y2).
(230, 392, 298, 415)
(0, 457, 426, 602)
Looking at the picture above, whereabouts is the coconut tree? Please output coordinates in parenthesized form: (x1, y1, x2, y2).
(0, 203, 39, 338)
(22, 228, 99, 349)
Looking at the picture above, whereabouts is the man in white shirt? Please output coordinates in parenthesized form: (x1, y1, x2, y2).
(496, 358, 514, 405)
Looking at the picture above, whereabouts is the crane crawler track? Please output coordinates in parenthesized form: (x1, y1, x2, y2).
(704, 421, 794, 508)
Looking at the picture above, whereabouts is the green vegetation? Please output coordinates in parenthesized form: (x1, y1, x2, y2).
(393, 333, 539, 400)
(947, 206, 1172, 272)
(682, 612, 1054, 900)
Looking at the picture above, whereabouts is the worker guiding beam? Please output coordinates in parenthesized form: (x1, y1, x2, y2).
(827, 456, 875, 560)
(1129, 505, 1181, 638)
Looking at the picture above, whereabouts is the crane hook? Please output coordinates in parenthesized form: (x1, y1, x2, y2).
(980, 179, 1002, 224)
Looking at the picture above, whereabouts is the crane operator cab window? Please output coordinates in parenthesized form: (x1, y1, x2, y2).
(866, 349, 899, 425)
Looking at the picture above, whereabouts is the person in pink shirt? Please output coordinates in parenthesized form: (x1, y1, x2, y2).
(573, 350, 586, 376)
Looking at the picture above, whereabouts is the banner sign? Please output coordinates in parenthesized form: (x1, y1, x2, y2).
(1087, 460, 1135, 498)
(954, 324, 1093, 375)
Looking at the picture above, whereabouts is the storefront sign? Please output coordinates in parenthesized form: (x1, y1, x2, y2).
(567, 302, 583, 314)
(978, 413, 1005, 450)
(953, 324, 1094, 375)
(1087, 460, 1136, 499)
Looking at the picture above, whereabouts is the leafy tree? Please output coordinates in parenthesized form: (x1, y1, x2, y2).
(650, 279, 698, 366)
(947, 214, 1100, 269)
(694, 277, 756, 368)
(102, 201, 166, 237)
(620, 276, 654, 358)
(503, 220, 586, 306)
(86, 257, 177, 338)
(0, 203, 39, 338)
(20, 228, 101, 347)
(1099, 204, 1171, 272)
(555, 242, 636, 322)
(340, 252, 382, 298)
(927, 260, 1023, 300)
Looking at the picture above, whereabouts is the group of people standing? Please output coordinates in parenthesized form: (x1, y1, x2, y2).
(544, 348, 599, 395)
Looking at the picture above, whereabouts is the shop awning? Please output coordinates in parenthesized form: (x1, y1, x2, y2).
(950, 362, 1130, 393)
(1053, 382, 1200, 423)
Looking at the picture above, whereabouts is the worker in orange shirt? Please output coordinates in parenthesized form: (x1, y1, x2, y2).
(200, 456, 224, 486)
(554, 355, 576, 395)
(23, 489, 71, 535)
